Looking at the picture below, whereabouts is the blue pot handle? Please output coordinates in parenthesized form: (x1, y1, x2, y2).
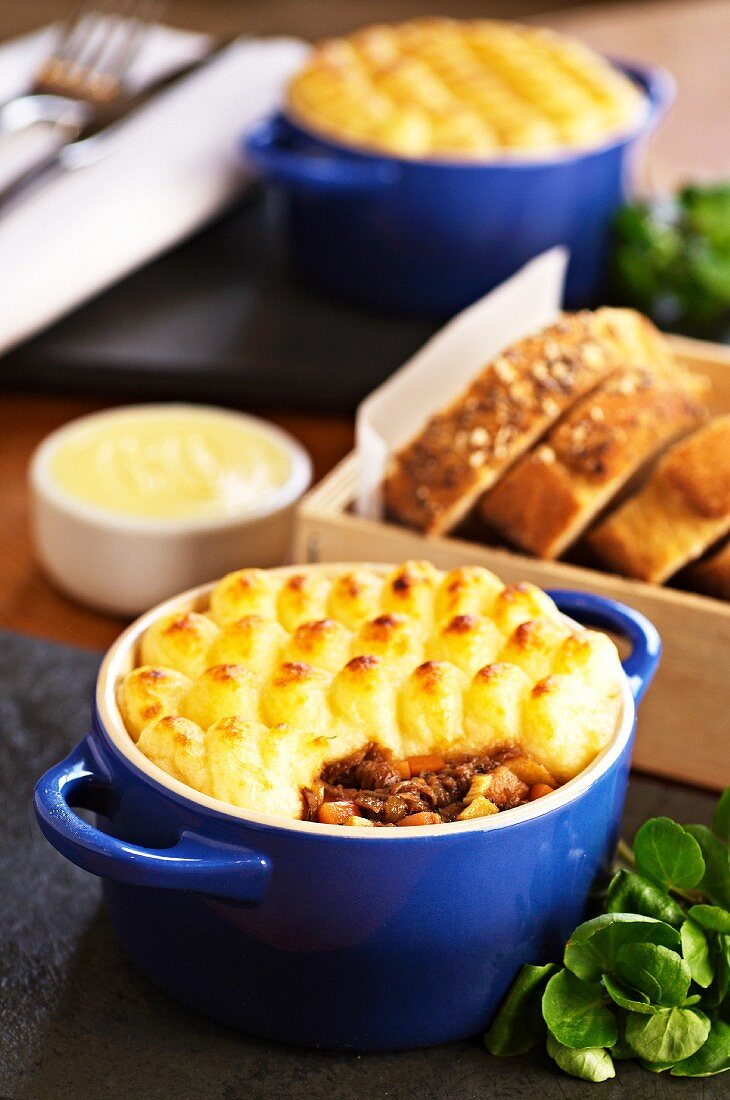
(549, 590, 661, 704)
(244, 114, 401, 196)
(34, 735, 271, 903)
(615, 60, 676, 131)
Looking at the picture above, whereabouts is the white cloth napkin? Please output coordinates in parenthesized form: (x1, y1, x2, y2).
(0, 26, 308, 356)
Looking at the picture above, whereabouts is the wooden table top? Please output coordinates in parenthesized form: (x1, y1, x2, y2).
(1, 0, 727, 651)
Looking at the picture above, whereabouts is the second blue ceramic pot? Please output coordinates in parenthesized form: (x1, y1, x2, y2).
(35, 574, 660, 1051)
(244, 61, 673, 315)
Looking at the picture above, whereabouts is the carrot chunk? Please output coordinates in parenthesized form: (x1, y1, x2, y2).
(406, 754, 445, 775)
(392, 759, 411, 779)
(397, 811, 442, 827)
(318, 801, 359, 824)
(529, 783, 555, 801)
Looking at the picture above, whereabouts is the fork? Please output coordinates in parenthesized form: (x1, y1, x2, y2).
(0, 0, 156, 199)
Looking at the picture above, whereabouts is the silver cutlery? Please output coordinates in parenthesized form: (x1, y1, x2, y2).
(0, 0, 159, 199)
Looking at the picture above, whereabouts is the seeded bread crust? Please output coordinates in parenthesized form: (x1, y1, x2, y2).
(588, 416, 730, 583)
(478, 368, 707, 559)
(383, 308, 677, 535)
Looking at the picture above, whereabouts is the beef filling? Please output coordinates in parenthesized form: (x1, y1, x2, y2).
(302, 742, 539, 826)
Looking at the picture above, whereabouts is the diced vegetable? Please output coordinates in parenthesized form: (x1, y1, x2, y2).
(317, 801, 359, 825)
(529, 783, 555, 801)
(397, 811, 442, 826)
(504, 754, 557, 788)
(406, 754, 445, 775)
(458, 796, 499, 820)
(464, 774, 494, 804)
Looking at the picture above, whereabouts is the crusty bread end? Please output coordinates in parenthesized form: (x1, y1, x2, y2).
(479, 368, 707, 559)
(588, 416, 730, 583)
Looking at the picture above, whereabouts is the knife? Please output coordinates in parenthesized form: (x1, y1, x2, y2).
(0, 36, 236, 208)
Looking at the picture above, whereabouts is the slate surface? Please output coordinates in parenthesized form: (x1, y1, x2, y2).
(0, 627, 722, 1100)
(0, 192, 437, 414)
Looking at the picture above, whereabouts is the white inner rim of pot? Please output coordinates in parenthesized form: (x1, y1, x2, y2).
(98, 563, 635, 838)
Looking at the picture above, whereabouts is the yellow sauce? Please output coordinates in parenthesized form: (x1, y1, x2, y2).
(49, 407, 293, 521)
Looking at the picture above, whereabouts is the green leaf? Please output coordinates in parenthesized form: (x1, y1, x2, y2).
(542, 970, 617, 1049)
(484, 963, 556, 1056)
(616, 943, 691, 1007)
(689, 904, 730, 934)
(614, 201, 660, 245)
(705, 935, 730, 1009)
(720, 990, 730, 1024)
(685, 824, 730, 908)
(603, 972, 658, 1014)
(634, 817, 705, 892)
(681, 918, 715, 988)
(672, 1019, 730, 1077)
(611, 185, 730, 330)
(712, 789, 730, 842)
(606, 870, 684, 927)
(639, 1060, 674, 1073)
(683, 185, 730, 254)
(564, 913, 681, 983)
(546, 1034, 615, 1082)
(611, 1022, 640, 1060)
(626, 1006, 711, 1064)
(689, 243, 730, 302)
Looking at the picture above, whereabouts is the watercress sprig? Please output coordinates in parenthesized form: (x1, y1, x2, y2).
(485, 788, 730, 1082)
(610, 182, 730, 335)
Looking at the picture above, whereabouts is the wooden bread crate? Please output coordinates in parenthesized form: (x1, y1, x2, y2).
(293, 335, 730, 792)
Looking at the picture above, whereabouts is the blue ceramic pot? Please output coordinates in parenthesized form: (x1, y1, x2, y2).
(243, 62, 673, 315)
(35, 582, 660, 1051)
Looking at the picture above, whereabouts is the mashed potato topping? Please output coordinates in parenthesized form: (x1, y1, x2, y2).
(287, 19, 644, 160)
(118, 562, 624, 820)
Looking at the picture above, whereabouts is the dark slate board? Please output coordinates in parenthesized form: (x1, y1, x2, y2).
(0, 627, 722, 1100)
(0, 191, 437, 415)
(1, 188, 727, 416)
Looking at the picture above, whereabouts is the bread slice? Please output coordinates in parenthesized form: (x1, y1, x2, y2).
(383, 308, 678, 535)
(588, 416, 730, 583)
(478, 368, 707, 559)
(684, 538, 730, 601)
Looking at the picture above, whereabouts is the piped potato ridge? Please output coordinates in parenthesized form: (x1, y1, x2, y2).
(287, 18, 644, 160)
(117, 562, 624, 823)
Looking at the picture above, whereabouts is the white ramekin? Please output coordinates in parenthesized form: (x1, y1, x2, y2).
(29, 404, 312, 616)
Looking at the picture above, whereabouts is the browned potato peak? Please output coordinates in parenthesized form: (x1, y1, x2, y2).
(119, 563, 624, 820)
